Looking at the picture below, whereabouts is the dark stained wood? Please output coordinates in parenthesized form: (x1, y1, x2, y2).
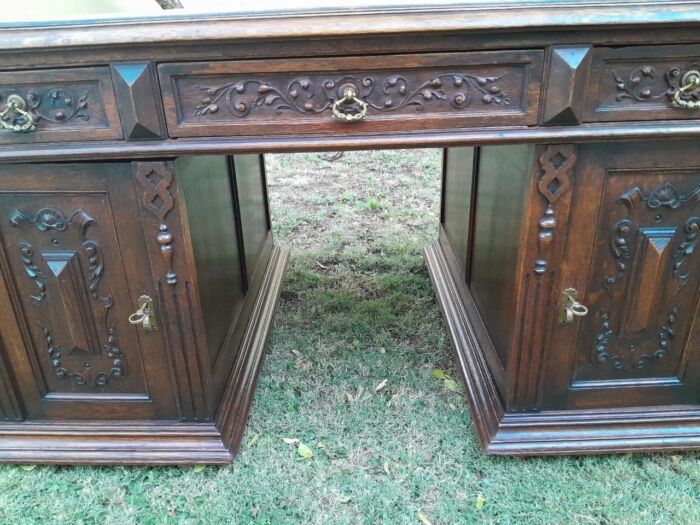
(469, 144, 533, 372)
(11, 119, 700, 163)
(175, 156, 246, 370)
(504, 144, 577, 412)
(110, 62, 165, 140)
(0, 421, 233, 465)
(3, 1, 700, 53)
(543, 140, 700, 410)
(540, 46, 593, 126)
(0, 67, 122, 144)
(158, 51, 543, 138)
(427, 240, 700, 456)
(1, 1, 700, 462)
(216, 245, 288, 455)
(584, 44, 700, 123)
(441, 147, 476, 276)
(0, 163, 177, 420)
(232, 155, 272, 281)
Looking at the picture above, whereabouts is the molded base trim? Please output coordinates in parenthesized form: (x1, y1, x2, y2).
(425, 240, 700, 456)
(0, 246, 289, 465)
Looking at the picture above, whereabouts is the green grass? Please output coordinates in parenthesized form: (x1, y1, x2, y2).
(0, 150, 698, 524)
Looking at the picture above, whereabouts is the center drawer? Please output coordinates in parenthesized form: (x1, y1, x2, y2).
(158, 51, 543, 138)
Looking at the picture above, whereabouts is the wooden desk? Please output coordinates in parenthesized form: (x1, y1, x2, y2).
(0, 1, 699, 463)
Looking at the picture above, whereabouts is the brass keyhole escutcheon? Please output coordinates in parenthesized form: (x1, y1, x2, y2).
(128, 295, 158, 331)
(560, 288, 589, 325)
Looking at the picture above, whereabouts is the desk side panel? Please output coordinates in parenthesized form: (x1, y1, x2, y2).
(469, 145, 533, 371)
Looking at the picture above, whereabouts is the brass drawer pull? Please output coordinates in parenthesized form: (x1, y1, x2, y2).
(331, 87, 368, 122)
(672, 70, 700, 109)
(0, 94, 37, 133)
(560, 288, 589, 324)
(128, 295, 158, 331)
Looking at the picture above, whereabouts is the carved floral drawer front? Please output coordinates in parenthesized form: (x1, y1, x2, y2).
(158, 51, 543, 137)
(0, 67, 122, 144)
(584, 45, 700, 122)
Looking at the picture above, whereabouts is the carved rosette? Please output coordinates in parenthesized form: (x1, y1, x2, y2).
(9, 207, 124, 387)
(192, 73, 511, 119)
(135, 163, 177, 286)
(591, 181, 700, 371)
(534, 145, 576, 274)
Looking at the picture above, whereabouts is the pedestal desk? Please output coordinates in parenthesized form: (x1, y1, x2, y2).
(0, 1, 699, 463)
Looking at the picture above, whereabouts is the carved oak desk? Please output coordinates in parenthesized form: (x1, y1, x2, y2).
(0, 1, 699, 463)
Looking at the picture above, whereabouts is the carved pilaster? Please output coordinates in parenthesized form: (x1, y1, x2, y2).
(508, 144, 576, 411)
(135, 162, 177, 286)
(534, 145, 576, 274)
(133, 162, 208, 421)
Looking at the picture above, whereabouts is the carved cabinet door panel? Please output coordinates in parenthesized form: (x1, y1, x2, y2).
(0, 163, 177, 420)
(544, 141, 700, 410)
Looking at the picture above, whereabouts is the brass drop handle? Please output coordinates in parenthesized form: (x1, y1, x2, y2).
(128, 295, 157, 331)
(331, 87, 368, 122)
(0, 94, 37, 133)
(560, 288, 589, 325)
(672, 70, 700, 109)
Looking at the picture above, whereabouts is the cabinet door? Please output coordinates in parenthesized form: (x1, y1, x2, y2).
(545, 141, 700, 410)
(0, 164, 177, 420)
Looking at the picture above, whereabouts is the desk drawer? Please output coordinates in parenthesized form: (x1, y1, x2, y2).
(584, 45, 700, 122)
(0, 67, 122, 144)
(158, 51, 543, 138)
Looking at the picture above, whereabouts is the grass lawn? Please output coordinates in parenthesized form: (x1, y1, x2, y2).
(0, 149, 698, 524)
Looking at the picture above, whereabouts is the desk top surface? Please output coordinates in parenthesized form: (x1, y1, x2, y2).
(4, 0, 700, 52)
(4, 0, 693, 25)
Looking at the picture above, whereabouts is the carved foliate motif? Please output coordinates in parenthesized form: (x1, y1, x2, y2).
(17, 241, 45, 302)
(9, 207, 125, 387)
(613, 66, 682, 102)
(589, 181, 699, 372)
(673, 216, 700, 283)
(0, 88, 89, 131)
(593, 305, 679, 371)
(192, 73, 511, 119)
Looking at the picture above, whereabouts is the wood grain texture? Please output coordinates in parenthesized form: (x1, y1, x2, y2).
(441, 147, 476, 276)
(0, 67, 122, 144)
(159, 51, 543, 138)
(0, 163, 177, 421)
(1, 0, 700, 460)
(543, 140, 700, 411)
(0, 420, 232, 465)
(0, 246, 287, 464)
(469, 145, 533, 374)
(427, 239, 700, 456)
(540, 46, 593, 126)
(8, 120, 700, 164)
(110, 62, 165, 140)
(584, 44, 700, 123)
(216, 245, 289, 456)
(3, 2, 700, 52)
